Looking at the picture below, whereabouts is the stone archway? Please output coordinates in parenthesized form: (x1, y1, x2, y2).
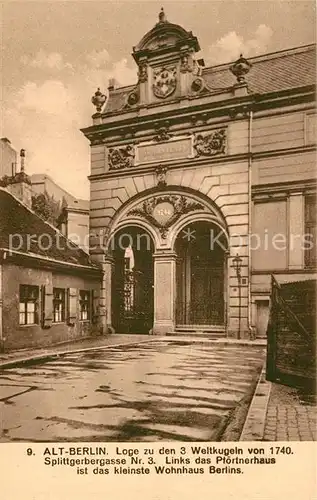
(103, 187, 230, 335)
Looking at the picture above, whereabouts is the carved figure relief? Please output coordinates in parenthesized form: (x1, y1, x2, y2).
(108, 145, 135, 170)
(152, 66, 177, 98)
(138, 63, 148, 83)
(180, 53, 192, 73)
(194, 129, 226, 157)
(155, 165, 168, 187)
(128, 195, 204, 238)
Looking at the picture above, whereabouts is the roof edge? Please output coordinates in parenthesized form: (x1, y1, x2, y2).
(203, 42, 316, 74)
(0, 187, 92, 260)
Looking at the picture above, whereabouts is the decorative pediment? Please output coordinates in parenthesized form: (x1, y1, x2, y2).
(128, 195, 204, 238)
(132, 9, 200, 64)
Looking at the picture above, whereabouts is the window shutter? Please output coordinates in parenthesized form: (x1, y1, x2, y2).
(91, 289, 97, 323)
(42, 284, 53, 329)
(67, 288, 77, 325)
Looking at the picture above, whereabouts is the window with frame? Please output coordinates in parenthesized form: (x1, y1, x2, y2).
(19, 285, 39, 325)
(305, 195, 317, 268)
(53, 288, 66, 322)
(79, 290, 91, 321)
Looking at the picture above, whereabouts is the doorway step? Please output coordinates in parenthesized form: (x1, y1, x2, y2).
(167, 325, 226, 338)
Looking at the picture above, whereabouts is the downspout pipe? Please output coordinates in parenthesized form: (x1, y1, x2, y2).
(0, 250, 7, 350)
(248, 107, 254, 339)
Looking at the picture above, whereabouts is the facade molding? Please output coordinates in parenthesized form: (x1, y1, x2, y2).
(252, 178, 317, 197)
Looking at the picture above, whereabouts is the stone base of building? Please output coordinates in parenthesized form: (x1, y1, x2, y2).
(227, 328, 253, 340)
(152, 321, 174, 336)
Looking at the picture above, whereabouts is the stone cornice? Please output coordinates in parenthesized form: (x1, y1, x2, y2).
(252, 144, 316, 161)
(82, 87, 314, 147)
(252, 178, 317, 196)
(81, 94, 253, 141)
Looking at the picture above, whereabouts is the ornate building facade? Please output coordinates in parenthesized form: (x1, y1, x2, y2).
(82, 10, 316, 338)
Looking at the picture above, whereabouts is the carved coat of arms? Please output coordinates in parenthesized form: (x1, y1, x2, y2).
(153, 66, 177, 98)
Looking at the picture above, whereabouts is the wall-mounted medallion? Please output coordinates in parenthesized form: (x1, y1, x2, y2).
(128, 195, 204, 238)
(194, 129, 226, 157)
(153, 201, 175, 226)
(153, 66, 177, 99)
(108, 145, 135, 170)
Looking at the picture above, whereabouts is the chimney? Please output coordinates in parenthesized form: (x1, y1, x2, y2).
(108, 78, 119, 91)
(5, 148, 32, 208)
(20, 148, 26, 172)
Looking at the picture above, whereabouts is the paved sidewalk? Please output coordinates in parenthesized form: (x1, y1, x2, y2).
(263, 383, 316, 441)
(241, 369, 316, 441)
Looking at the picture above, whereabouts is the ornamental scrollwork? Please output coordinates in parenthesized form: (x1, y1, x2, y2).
(194, 129, 226, 157)
(128, 195, 204, 239)
(108, 145, 135, 170)
(138, 63, 148, 83)
(153, 126, 172, 142)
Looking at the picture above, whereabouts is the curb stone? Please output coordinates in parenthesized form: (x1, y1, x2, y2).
(239, 365, 272, 441)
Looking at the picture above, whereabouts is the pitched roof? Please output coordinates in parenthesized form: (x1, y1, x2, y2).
(105, 44, 316, 114)
(0, 188, 98, 270)
(203, 44, 316, 95)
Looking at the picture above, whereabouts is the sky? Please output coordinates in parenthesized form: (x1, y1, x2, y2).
(1, 0, 316, 199)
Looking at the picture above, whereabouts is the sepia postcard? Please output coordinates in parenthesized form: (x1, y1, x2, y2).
(0, 1, 316, 498)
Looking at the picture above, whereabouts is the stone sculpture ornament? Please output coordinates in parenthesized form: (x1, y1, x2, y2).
(91, 88, 107, 113)
(230, 54, 252, 83)
(194, 129, 226, 157)
(155, 165, 168, 187)
(128, 195, 204, 238)
(126, 89, 139, 106)
(153, 66, 177, 98)
(180, 52, 192, 73)
(153, 126, 172, 142)
(108, 145, 135, 170)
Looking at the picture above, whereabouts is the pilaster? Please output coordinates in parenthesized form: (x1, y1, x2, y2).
(288, 192, 305, 269)
(152, 251, 177, 335)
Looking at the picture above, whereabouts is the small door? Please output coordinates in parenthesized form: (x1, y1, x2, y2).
(256, 300, 270, 338)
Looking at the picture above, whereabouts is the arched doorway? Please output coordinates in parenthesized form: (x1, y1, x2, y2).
(110, 226, 154, 334)
(175, 221, 228, 327)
